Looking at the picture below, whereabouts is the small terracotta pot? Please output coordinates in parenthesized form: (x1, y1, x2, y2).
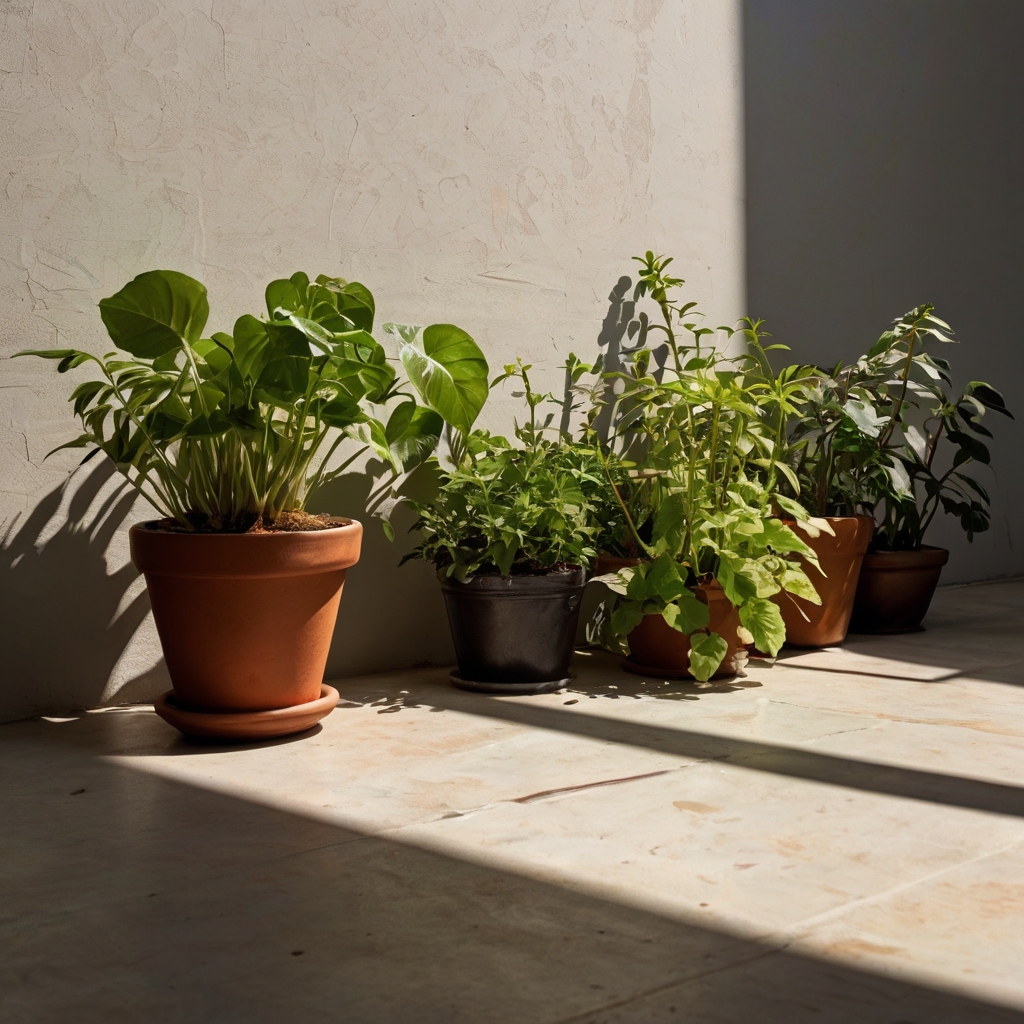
(775, 515, 873, 647)
(628, 581, 743, 679)
(130, 520, 362, 737)
(849, 545, 949, 634)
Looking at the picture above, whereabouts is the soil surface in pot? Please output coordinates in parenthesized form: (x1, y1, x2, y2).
(147, 510, 351, 534)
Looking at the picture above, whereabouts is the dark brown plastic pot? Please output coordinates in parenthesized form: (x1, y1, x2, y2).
(849, 545, 949, 634)
(626, 580, 744, 679)
(130, 520, 362, 737)
(441, 568, 588, 694)
(775, 515, 874, 648)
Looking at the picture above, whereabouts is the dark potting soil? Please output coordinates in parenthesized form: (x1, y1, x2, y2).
(146, 511, 352, 534)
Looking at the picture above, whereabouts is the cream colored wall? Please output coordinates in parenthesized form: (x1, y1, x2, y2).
(0, 0, 745, 721)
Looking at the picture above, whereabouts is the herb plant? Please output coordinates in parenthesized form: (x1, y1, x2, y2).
(406, 362, 612, 579)
(583, 253, 824, 678)
(17, 270, 488, 531)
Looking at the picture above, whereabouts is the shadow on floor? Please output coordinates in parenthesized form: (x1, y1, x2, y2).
(1, 717, 1020, 1024)
(317, 658, 1024, 822)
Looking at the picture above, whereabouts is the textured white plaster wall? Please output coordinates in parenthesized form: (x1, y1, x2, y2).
(0, 0, 745, 720)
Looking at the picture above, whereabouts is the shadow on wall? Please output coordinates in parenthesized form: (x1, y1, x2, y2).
(0, 461, 157, 721)
(308, 468, 456, 679)
(742, 0, 1024, 583)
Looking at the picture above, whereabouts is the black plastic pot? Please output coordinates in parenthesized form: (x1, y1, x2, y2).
(440, 568, 588, 694)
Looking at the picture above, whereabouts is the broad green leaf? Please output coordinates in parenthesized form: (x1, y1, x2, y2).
(231, 315, 272, 381)
(688, 631, 728, 682)
(266, 277, 302, 317)
(385, 402, 444, 471)
(779, 568, 820, 604)
(647, 554, 689, 601)
(843, 398, 887, 438)
(739, 597, 786, 657)
(612, 602, 646, 637)
(99, 270, 209, 358)
(399, 324, 489, 435)
(652, 492, 687, 553)
(662, 590, 709, 634)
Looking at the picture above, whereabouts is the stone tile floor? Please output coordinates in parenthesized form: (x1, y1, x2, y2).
(2, 579, 1023, 1023)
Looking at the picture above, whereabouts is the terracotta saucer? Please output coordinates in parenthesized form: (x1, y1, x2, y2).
(154, 684, 339, 741)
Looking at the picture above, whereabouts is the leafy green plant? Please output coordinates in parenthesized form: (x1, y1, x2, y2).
(580, 253, 824, 679)
(17, 270, 488, 531)
(856, 309, 1011, 549)
(766, 303, 1011, 546)
(405, 361, 613, 579)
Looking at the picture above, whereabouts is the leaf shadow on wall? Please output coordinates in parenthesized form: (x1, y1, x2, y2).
(0, 460, 156, 720)
(309, 466, 455, 679)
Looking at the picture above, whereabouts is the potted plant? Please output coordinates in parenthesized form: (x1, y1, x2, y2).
(18, 269, 484, 738)
(585, 254, 823, 680)
(755, 309, 959, 647)
(404, 361, 609, 693)
(849, 309, 1011, 633)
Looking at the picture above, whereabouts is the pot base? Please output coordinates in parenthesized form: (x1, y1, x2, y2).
(154, 684, 339, 740)
(621, 655, 739, 681)
(450, 672, 568, 695)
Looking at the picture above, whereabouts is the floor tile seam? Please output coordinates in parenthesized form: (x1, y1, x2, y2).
(549, 945, 782, 1023)
(767, 835, 1024, 942)
(753, 697, 1024, 739)
(374, 760, 711, 830)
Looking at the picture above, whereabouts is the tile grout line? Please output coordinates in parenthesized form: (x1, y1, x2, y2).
(768, 836, 1024, 945)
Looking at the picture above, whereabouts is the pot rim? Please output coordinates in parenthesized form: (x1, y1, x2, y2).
(132, 517, 357, 536)
(130, 518, 363, 578)
(861, 544, 950, 568)
(440, 567, 587, 593)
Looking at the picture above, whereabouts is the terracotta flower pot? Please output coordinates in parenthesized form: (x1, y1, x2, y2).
(595, 556, 743, 678)
(849, 545, 949, 634)
(627, 581, 744, 680)
(130, 519, 362, 739)
(775, 515, 874, 648)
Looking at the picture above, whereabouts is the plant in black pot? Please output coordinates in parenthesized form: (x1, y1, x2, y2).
(849, 307, 1012, 633)
(404, 361, 611, 694)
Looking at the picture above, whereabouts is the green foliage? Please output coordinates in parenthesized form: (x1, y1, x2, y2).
(759, 303, 1012, 548)
(582, 253, 823, 680)
(18, 270, 487, 530)
(405, 362, 614, 580)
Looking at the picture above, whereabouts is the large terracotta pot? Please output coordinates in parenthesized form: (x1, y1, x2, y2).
(628, 581, 743, 680)
(849, 545, 949, 634)
(130, 520, 362, 738)
(776, 515, 873, 647)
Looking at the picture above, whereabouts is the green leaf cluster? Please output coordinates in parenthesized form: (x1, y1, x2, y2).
(18, 269, 488, 530)
(577, 253, 824, 679)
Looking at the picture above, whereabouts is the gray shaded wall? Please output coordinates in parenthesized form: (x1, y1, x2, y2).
(743, 0, 1024, 582)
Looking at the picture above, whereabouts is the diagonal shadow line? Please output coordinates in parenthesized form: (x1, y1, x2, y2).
(777, 662, 966, 683)
(421, 693, 1024, 819)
